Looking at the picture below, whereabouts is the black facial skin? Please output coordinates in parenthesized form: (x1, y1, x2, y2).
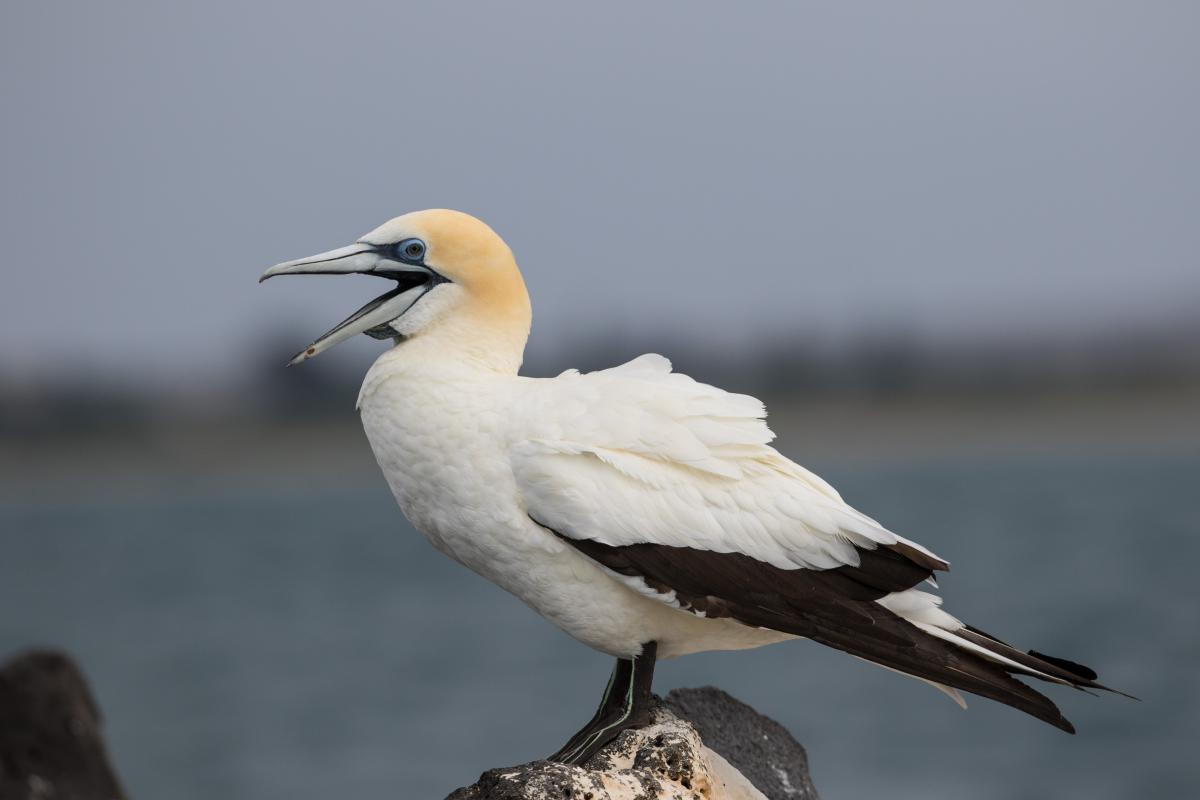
(356, 238, 448, 340)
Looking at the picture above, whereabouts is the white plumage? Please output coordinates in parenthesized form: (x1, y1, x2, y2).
(358, 347, 793, 658)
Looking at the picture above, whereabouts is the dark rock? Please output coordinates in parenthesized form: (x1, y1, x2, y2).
(665, 687, 818, 800)
(0, 650, 127, 800)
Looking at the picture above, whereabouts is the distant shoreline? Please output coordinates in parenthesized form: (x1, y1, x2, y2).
(3, 385, 1198, 505)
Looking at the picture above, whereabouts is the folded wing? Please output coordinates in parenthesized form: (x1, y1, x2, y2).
(513, 354, 1116, 732)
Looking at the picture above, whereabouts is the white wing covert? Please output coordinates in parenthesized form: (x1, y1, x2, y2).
(511, 354, 946, 574)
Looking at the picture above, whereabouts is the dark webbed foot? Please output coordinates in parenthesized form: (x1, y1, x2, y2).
(548, 642, 658, 765)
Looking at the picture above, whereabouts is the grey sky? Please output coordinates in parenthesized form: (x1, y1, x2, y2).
(2, 2, 1197, 383)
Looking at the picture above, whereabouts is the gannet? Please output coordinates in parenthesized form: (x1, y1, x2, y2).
(261, 209, 1123, 763)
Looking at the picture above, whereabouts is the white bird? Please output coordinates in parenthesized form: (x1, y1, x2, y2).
(261, 209, 1122, 763)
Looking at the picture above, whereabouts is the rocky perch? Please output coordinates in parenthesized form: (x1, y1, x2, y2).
(448, 687, 819, 800)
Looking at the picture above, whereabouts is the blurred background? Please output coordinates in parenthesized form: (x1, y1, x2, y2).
(2, 2, 1198, 798)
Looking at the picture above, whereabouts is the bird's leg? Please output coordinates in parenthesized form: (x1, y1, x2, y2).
(548, 642, 658, 766)
(547, 656, 632, 762)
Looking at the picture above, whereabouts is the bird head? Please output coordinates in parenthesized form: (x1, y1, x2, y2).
(260, 209, 530, 366)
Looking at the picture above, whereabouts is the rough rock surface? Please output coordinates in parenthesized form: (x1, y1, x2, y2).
(0, 649, 128, 800)
(447, 687, 818, 800)
(664, 688, 818, 800)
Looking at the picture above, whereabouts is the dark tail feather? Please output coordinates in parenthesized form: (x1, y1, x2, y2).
(800, 614, 1079, 733)
(1028, 650, 1097, 681)
(726, 599, 1079, 733)
(961, 626, 1137, 700)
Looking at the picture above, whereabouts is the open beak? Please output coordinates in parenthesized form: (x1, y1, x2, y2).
(260, 242, 440, 365)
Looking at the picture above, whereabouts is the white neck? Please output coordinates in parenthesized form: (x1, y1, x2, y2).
(393, 310, 529, 375)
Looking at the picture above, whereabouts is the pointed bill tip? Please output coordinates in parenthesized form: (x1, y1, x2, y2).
(287, 346, 316, 366)
(259, 262, 292, 283)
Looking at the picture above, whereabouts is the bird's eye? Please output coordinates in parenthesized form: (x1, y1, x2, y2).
(396, 239, 426, 261)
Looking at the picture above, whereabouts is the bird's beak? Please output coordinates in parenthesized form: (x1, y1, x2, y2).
(260, 242, 441, 365)
(259, 243, 382, 281)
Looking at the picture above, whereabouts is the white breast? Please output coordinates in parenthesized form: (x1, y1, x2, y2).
(358, 357, 528, 566)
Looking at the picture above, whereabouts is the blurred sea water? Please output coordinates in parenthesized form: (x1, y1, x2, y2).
(2, 436, 1198, 799)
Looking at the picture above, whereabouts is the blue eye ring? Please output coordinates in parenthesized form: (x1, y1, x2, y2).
(395, 238, 426, 262)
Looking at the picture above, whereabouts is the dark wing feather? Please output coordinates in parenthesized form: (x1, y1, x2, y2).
(833, 544, 940, 596)
(550, 528, 1098, 733)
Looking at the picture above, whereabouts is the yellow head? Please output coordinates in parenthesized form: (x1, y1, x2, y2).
(260, 209, 531, 368)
